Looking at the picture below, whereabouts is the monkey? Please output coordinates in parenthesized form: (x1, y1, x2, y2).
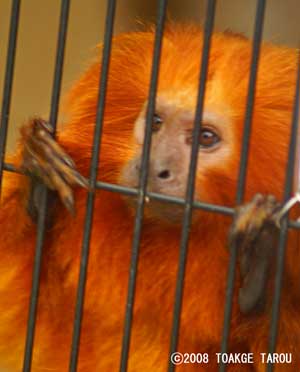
(0, 23, 299, 371)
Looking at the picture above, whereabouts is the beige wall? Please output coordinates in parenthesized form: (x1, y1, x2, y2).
(1, 0, 299, 153)
(0, 0, 157, 152)
(168, 0, 299, 46)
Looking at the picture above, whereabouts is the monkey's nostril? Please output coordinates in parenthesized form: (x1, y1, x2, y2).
(157, 169, 171, 179)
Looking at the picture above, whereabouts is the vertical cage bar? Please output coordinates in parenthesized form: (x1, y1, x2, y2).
(219, 1, 266, 369)
(22, 1, 70, 371)
(168, 2, 216, 371)
(69, 1, 116, 371)
(266, 53, 300, 372)
(119, 1, 168, 371)
(0, 0, 21, 198)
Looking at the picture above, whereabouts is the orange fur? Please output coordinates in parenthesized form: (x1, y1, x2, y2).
(0, 24, 299, 371)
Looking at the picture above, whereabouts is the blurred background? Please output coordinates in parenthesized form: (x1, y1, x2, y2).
(0, 0, 299, 152)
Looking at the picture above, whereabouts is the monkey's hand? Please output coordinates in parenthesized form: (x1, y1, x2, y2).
(229, 194, 281, 314)
(20, 118, 88, 218)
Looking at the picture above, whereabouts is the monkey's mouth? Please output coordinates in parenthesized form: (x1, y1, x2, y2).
(123, 192, 184, 224)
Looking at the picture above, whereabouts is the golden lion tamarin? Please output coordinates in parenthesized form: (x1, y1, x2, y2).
(0, 24, 299, 371)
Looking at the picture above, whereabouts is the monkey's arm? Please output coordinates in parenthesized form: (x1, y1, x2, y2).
(20, 118, 88, 221)
(229, 194, 281, 314)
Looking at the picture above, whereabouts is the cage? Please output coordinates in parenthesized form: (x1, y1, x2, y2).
(0, 1, 299, 371)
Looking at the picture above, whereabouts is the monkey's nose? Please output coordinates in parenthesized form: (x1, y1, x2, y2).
(157, 169, 171, 179)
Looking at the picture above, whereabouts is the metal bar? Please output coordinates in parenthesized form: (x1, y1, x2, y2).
(219, 1, 266, 369)
(22, 1, 70, 371)
(22, 189, 48, 372)
(119, 1, 168, 371)
(95, 181, 234, 217)
(0, 0, 21, 199)
(147, 191, 234, 215)
(0, 0, 297, 371)
(97, 180, 138, 196)
(288, 219, 300, 229)
(69, 1, 116, 371)
(168, 2, 216, 371)
(3, 162, 24, 174)
(4, 162, 300, 228)
(266, 52, 300, 372)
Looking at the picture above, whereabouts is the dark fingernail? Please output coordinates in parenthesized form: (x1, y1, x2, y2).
(64, 194, 75, 215)
(40, 119, 53, 133)
(253, 193, 264, 203)
(76, 173, 90, 188)
(63, 156, 75, 168)
(267, 194, 276, 203)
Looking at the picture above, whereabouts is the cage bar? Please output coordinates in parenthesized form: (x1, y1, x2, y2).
(119, 1, 168, 371)
(219, 1, 266, 370)
(0, 0, 298, 371)
(266, 52, 300, 372)
(69, 1, 117, 371)
(0, 0, 21, 198)
(4, 160, 300, 228)
(167, 2, 216, 371)
(22, 1, 71, 371)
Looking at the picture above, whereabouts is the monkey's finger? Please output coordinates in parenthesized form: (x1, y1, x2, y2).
(238, 224, 278, 314)
(33, 117, 54, 135)
(229, 194, 281, 313)
(230, 194, 281, 252)
(233, 194, 278, 238)
(239, 254, 269, 314)
(26, 129, 88, 189)
(235, 196, 280, 273)
(47, 154, 89, 189)
(43, 164, 76, 214)
(23, 156, 56, 189)
(239, 239, 253, 278)
(22, 148, 76, 213)
(23, 135, 88, 189)
(35, 128, 76, 169)
(22, 145, 57, 187)
(27, 130, 76, 170)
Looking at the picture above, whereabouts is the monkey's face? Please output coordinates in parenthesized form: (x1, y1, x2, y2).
(120, 93, 235, 222)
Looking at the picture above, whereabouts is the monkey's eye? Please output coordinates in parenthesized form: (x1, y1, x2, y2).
(152, 113, 163, 132)
(199, 127, 220, 148)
